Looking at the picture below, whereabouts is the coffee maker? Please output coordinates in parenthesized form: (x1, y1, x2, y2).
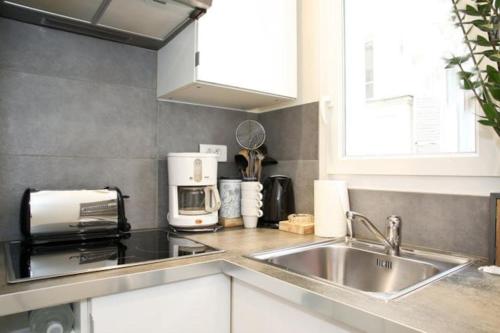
(167, 153, 221, 228)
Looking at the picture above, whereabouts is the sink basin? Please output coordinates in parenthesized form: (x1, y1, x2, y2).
(248, 239, 472, 300)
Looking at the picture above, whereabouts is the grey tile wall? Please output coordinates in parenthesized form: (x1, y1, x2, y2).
(349, 189, 490, 257)
(0, 18, 156, 89)
(258, 102, 319, 161)
(257, 102, 319, 213)
(263, 160, 319, 214)
(157, 102, 256, 159)
(0, 18, 248, 240)
(156, 102, 253, 226)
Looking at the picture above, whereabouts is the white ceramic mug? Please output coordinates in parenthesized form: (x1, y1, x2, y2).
(242, 215, 259, 228)
(241, 199, 262, 209)
(241, 190, 263, 200)
(241, 181, 263, 191)
(241, 207, 263, 217)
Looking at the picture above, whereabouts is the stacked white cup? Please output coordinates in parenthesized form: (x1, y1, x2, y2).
(240, 181, 263, 228)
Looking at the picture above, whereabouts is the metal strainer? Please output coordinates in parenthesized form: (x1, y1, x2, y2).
(235, 120, 266, 150)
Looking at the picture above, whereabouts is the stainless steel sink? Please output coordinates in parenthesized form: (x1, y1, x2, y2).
(248, 239, 472, 300)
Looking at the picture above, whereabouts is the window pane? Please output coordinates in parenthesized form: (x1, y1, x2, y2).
(344, 0, 476, 157)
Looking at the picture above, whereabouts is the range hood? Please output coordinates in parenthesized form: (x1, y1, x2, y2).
(0, 0, 212, 49)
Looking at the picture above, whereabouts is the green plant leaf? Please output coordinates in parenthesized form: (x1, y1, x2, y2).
(482, 102, 498, 120)
(477, 3, 491, 15)
(478, 119, 496, 126)
(487, 84, 500, 101)
(462, 79, 481, 90)
(458, 71, 474, 79)
(461, 5, 481, 16)
(487, 65, 500, 84)
(445, 55, 470, 68)
(481, 50, 500, 61)
(472, 19, 494, 31)
(473, 35, 492, 46)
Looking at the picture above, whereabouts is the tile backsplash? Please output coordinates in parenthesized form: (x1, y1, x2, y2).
(348, 189, 490, 258)
(259, 102, 319, 214)
(0, 18, 251, 241)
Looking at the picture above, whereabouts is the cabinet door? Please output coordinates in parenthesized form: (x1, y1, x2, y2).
(90, 274, 230, 333)
(232, 279, 357, 333)
(196, 0, 297, 98)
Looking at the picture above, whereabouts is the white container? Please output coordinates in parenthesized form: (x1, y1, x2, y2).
(314, 180, 350, 238)
(242, 216, 259, 228)
(219, 179, 241, 219)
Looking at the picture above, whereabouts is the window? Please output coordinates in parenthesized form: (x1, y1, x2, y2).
(344, 0, 476, 157)
(322, 0, 499, 177)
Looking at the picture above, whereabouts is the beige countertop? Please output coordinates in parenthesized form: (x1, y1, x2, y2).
(1, 228, 499, 332)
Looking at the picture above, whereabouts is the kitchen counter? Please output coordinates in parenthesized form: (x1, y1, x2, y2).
(1, 228, 499, 332)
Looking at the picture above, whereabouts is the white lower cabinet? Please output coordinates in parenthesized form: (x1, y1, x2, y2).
(88, 274, 230, 333)
(231, 279, 357, 333)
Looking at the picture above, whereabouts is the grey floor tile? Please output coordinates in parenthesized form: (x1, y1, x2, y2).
(0, 70, 157, 158)
(258, 102, 319, 161)
(348, 189, 490, 257)
(263, 160, 319, 214)
(0, 18, 156, 89)
(157, 102, 256, 159)
(0, 155, 157, 241)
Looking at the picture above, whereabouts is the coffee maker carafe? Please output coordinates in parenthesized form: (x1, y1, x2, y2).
(167, 153, 221, 228)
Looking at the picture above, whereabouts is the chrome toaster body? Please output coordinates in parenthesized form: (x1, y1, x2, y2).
(21, 188, 130, 243)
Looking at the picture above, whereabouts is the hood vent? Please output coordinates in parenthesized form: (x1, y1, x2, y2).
(0, 0, 211, 49)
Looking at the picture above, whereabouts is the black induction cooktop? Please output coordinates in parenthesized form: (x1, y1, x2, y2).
(5, 229, 221, 283)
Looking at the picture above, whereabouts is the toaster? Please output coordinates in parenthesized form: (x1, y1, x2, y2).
(21, 187, 130, 243)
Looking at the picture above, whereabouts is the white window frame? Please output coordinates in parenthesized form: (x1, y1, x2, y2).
(322, 0, 500, 178)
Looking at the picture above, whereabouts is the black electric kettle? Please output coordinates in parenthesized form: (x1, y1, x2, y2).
(260, 175, 295, 227)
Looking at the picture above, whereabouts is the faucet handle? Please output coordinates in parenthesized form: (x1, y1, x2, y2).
(385, 215, 401, 248)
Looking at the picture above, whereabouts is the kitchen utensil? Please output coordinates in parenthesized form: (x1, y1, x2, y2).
(255, 144, 277, 166)
(234, 154, 248, 178)
(235, 120, 266, 150)
(235, 120, 266, 180)
(261, 176, 295, 227)
(256, 151, 264, 181)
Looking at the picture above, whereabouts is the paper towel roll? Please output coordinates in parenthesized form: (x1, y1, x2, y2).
(314, 180, 350, 237)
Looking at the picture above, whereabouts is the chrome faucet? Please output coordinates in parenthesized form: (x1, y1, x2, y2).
(345, 211, 402, 256)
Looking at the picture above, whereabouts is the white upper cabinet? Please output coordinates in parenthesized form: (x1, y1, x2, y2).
(157, 0, 297, 110)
